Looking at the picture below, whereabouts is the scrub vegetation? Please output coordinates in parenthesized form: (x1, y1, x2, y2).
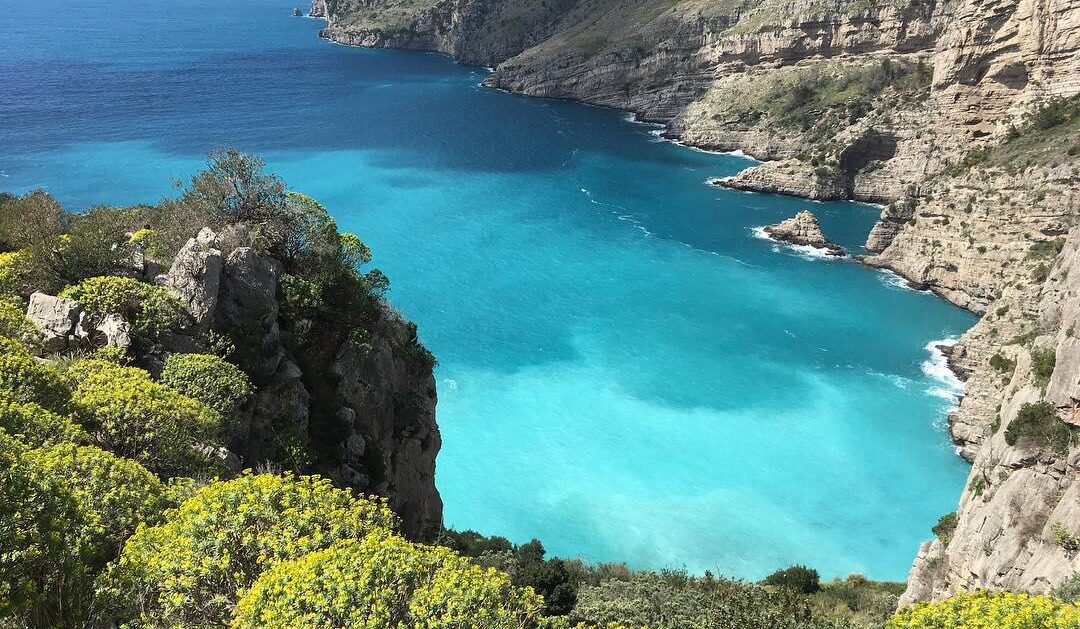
(0, 152, 1069, 628)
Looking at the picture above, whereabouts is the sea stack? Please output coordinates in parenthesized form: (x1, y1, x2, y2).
(764, 210, 845, 256)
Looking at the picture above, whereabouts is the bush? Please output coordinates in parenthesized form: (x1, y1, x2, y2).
(0, 295, 40, 348)
(66, 359, 225, 475)
(571, 571, 839, 629)
(60, 276, 186, 336)
(990, 353, 1016, 373)
(764, 565, 821, 594)
(1005, 401, 1073, 454)
(0, 251, 29, 297)
(932, 512, 958, 544)
(0, 393, 87, 447)
(0, 429, 89, 625)
(160, 353, 253, 417)
(0, 336, 71, 411)
(98, 473, 398, 628)
(1054, 573, 1080, 603)
(232, 536, 543, 629)
(25, 444, 167, 623)
(887, 590, 1080, 628)
(1032, 348, 1057, 387)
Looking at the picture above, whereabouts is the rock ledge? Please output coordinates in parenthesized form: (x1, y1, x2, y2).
(763, 211, 845, 257)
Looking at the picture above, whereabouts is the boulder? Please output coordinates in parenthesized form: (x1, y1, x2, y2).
(159, 227, 223, 327)
(26, 292, 81, 352)
(763, 210, 845, 256)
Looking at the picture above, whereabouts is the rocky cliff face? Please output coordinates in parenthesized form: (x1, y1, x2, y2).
(58, 226, 444, 539)
(316, 0, 1080, 598)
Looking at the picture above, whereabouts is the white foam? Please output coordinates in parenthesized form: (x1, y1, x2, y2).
(921, 339, 964, 406)
(877, 269, 931, 294)
(750, 226, 844, 261)
(442, 378, 458, 391)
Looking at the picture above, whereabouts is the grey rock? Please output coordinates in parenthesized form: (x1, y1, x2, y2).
(763, 211, 845, 256)
(159, 227, 222, 327)
(26, 292, 81, 353)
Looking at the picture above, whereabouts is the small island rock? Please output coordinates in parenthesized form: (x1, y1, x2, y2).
(763, 210, 845, 256)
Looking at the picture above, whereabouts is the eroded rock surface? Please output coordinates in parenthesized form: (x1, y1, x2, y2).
(763, 211, 845, 256)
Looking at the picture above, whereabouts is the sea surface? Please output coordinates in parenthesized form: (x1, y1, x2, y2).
(1, 0, 976, 580)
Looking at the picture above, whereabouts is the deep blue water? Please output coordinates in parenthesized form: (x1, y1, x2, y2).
(1, 0, 975, 580)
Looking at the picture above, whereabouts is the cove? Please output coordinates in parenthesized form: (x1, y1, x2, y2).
(0, 0, 975, 580)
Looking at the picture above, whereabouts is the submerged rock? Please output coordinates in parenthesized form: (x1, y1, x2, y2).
(763, 211, 845, 257)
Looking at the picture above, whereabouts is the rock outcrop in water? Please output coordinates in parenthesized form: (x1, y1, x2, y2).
(763, 211, 845, 256)
(311, 0, 1080, 599)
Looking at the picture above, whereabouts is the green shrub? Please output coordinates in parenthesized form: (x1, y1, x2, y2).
(1051, 523, 1080, 554)
(0, 429, 89, 625)
(0, 251, 29, 297)
(764, 565, 821, 594)
(887, 590, 1080, 628)
(990, 353, 1016, 373)
(1029, 239, 1067, 260)
(0, 336, 71, 411)
(160, 353, 252, 417)
(0, 295, 40, 347)
(1005, 401, 1073, 453)
(231, 536, 542, 629)
(1054, 573, 1080, 603)
(1032, 348, 1057, 387)
(60, 276, 186, 335)
(25, 443, 167, 624)
(66, 359, 225, 475)
(98, 473, 399, 628)
(932, 512, 958, 544)
(0, 393, 87, 447)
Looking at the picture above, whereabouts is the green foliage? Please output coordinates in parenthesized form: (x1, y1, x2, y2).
(160, 353, 253, 416)
(1032, 348, 1057, 387)
(1029, 239, 1067, 260)
(0, 251, 29, 297)
(0, 393, 87, 447)
(0, 429, 89, 626)
(932, 512, 958, 544)
(811, 575, 904, 628)
(886, 590, 1080, 628)
(99, 472, 399, 628)
(0, 296, 39, 348)
(764, 565, 821, 595)
(1051, 523, 1080, 555)
(0, 192, 136, 294)
(231, 536, 543, 629)
(990, 353, 1016, 373)
(66, 359, 225, 475)
(1053, 573, 1080, 603)
(22, 444, 167, 624)
(1005, 401, 1074, 454)
(571, 570, 846, 629)
(0, 336, 71, 411)
(60, 276, 186, 336)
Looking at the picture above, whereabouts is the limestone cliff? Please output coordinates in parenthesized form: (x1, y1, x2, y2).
(315, 0, 1080, 599)
(113, 226, 442, 539)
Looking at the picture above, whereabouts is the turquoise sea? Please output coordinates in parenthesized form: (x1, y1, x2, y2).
(0, 0, 975, 579)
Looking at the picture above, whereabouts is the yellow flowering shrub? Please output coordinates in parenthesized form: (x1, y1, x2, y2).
(887, 590, 1080, 629)
(160, 353, 253, 416)
(0, 296, 39, 347)
(0, 251, 28, 297)
(231, 535, 543, 629)
(0, 392, 87, 447)
(66, 359, 224, 475)
(59, 275, 186, 335)
(98, 472, 399, 628)
(20, 443, 167, 625)
(0, 429, 89, 625)
(0, 335, 71, 411)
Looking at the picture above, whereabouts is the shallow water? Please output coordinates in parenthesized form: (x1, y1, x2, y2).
(0, 0, 975, 579)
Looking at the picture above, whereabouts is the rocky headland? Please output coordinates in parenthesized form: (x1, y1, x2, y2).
(311, 0, 1080, 603)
